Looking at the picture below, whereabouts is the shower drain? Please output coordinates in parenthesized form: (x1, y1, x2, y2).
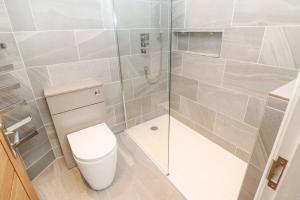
(150, 126, 159, 131)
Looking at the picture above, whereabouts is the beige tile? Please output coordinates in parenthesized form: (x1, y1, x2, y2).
(259, 27, 300, 69)
(214, 114, 258, 153)
(182, 53, 225, 86)
(171, 74, 198, 101)
(244, 97, 266, 128)
(223, 60, 297, 98)
(221, 27, 265, 62)
(197, 82, 248, 120)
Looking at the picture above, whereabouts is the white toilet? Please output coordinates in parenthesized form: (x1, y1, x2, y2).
(67, 123, 117, 190)
(44, 80, 117, 190)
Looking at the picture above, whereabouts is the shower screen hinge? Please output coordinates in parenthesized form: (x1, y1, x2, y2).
(266, 156, 288, 190)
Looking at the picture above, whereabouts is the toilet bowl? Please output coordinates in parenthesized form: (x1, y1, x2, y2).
(67, 123, 117, 190)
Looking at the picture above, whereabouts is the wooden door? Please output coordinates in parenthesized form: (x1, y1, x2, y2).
(0, 123, 39, 200)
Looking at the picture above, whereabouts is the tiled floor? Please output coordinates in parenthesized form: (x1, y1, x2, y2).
(33, 133, 185, 200)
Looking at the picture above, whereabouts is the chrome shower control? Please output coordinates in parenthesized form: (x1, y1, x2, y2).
(140, 33, 150, 54)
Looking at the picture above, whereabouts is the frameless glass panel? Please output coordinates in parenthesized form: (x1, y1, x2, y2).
(112, 0, 172, 173)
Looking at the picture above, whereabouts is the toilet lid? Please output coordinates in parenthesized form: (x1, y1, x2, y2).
(67, 123, 117, 162)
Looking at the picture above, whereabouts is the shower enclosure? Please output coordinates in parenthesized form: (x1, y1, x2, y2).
(113, 0, 172, 173)
(112, 0, 299, 199)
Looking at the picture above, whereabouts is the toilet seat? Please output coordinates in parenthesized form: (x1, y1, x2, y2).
(67, 123, 117, 163)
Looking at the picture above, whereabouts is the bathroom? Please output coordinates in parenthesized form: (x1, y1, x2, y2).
(0, 0, 300, 199)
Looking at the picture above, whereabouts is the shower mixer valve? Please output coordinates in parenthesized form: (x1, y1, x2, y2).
(140, 33, 150, 54)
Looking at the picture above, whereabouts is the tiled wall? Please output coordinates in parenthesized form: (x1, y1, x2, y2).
(113, 0, 172, 127)
(239, 95, 289, 199)
(171, 0, 299, 163)
(0, 0, 125, 179)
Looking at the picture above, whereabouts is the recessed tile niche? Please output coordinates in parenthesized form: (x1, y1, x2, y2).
(174, 31, 223, 57)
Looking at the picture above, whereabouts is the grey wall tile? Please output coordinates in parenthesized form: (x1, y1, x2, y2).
(185, 0, 234, 28)
(0, 33, 24, 70)
(44, 123, 62, 157)
(36, 98, 52, 125)
(76, 30, 117, 60)
(27, 150, 55, 179)
(259, 27, 300, 69)
(9, 69, 35, 101)
(114, 0, 150, 28)
(133, 74, 168, 98)
(48, 59, 110, 85)
(4, 0, 35, 31)
(177, 32, 189, 51)
(101, 0, 114, 28)
(233, 0, 300, 26)
(240, 164, 263, 197)
(193, 123, 236, 154)
(170, 93, 180, 111)
(125, 98, 143, 120)
(259, 107, 285, 155)
(178, 96, 216, 130)
(188, 32, 222, 56)
(0, 2, 11, 31)
(236, 148, 251, 163)
(250, 135, 268, 171)
(266, 96, 288, 112)
(18, 126, 52, 168)
(182, 53, 225, 86)
(116, 30, 131, 56)
(103, 82, 122, 106)
(214, 114, 258, 153)
(221, 27, 265, 62)
(244, 97, 266, 128)
(172, 0, 185, 29)
(119, 55, 151, 80)
(170, 109, 195, 129)
(171, 74, 198, 100)
(223, 60, 298, 98)
(30, 0, 103, 30)
(109, 58, 121, 82)
(15, 31, 78, 67)
(197, 82, 248, 120)
(27, 66, 51, 98)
